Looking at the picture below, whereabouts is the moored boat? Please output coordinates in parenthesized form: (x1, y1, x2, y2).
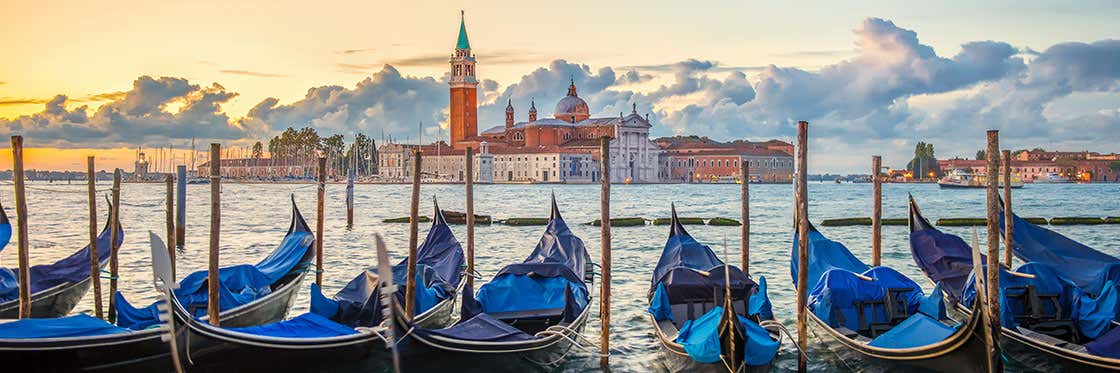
(0, 201, 122, 319)
(647, 205, 781, 372)
(0, 197, 315, 372)
(792, 220, 988, 372)
(938, 168, 1024, 189)
(397, 195, 595, 371)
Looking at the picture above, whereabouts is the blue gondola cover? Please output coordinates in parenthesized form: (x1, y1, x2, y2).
(791, 227, 870, 290)
(1001, 210, 1120, 296)
(116, 203, 313, 330)
(227, 312, 357, 338)
(867, 313, 957, 348)
(415, 312, 536, 342)
(0, 220, 122, 303)
(0, 313, 129, 338)
(0, 201, 10, 254)
(909, 217, 978, 302)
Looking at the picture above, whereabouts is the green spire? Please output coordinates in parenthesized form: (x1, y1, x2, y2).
(456, 11, 470, 50)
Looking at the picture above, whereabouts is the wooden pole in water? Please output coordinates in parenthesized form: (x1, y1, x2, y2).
(87, 156, 104, 319)
(599, 136, 612, 367)
(165, 174, 176, 262)
(207, 143, 221, 326)
(465, 147, 475, 290)
(740, 159, 750, 275)
(108, 169, 122, 323)
(984, 130, 1003, 371)
(1002, 150, 1013, 268)
(871, 155, 882, 266)
(405, 148, 422, 317)
(176, 165, 186, 249)
(346, 158, 354, 229)
(795, 121, 810, 373)
(316, 156, 326, 286)
(11, 136, 31, 318)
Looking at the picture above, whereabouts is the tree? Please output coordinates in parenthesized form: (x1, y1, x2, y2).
(976, 150, 986, 160)
(251, 141, 263, 158)
(907, 141, 941, 178)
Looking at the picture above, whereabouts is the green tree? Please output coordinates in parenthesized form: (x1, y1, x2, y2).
(251, 141, 263, 158)
(976, 149, 986, 160)
(907, 142, 941, 178)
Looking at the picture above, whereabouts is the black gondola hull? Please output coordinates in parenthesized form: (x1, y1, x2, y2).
(0, 272, 307, 372)
(805, 306, 988, 373)
(0, 275, 93, 319)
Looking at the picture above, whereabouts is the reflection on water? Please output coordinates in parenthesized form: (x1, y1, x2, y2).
(1, 182, 1117, 372)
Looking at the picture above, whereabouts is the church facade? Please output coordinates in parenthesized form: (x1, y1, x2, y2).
(376, 12, 792, 184)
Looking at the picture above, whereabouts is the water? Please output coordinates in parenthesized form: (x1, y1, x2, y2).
(2, 181, 1118, 372)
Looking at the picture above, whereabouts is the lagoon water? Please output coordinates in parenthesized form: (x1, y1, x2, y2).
(2, 181, 1118, 372)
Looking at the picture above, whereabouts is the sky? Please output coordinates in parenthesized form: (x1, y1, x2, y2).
(1, 0, 1118, 172)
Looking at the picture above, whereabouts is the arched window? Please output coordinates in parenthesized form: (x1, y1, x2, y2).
(563, 132, 572, 141)
(513, 132, 523, 141)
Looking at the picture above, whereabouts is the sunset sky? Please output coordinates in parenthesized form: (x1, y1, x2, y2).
(2, 0, 1118, 172)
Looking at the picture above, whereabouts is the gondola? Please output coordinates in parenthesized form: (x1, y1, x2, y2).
(169, 200, 466, 371)
(0, 197, 315, 372)
(647, 205, 781, 372)
(396, 195, 594, 371)
(909, 196, 1120, 371)
(0, 200, 10, 253)
(0, 201, 122, 319)
(791, 219, 989, 372)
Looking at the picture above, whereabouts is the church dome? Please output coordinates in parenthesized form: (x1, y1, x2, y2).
(554, 79, 590, 122)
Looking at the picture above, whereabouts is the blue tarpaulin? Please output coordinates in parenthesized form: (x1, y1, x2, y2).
(0, 202, 10, 254)
(674, 306, 779, 366)
(414, 313, 535, 342)
(749, 276, 774, 320)
(650, 207, 756, 305)
(475, 197, 590, 317)
(0, 218, 122, 304)
(317, 205, 461, 326)
(0, 313, 130, 338)
(808, 266, 926, 332)
(1074, 280, 1120, 340)
(227, 312, 357, 338)
(1000, 209, 1120, 296)
(116, 201, 313, 330)
(868, 313, 957, 348)
(791, 224, 870, 291)
(908, 200, 978, 302)
(649, 283, 673, 322)
(1086, 326, 1120, 359)
(675, 306, 728, 364)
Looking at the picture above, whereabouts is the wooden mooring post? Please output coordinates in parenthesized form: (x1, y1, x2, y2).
(795, 121, 810, 373)
(316, 156, 326, 286)
(108, 169, 122, 322)
(405, 149, 422, 317)
(599, 136, 612, 367)
(1002, 150, 1013, 267)
(165, 174, 176, 260)
(984, 130, 1003, 372)
(207, 143, 221, 326)
(86, 156, 104, 320)
(176, 165, 186, 248)
(465, 147, 476, 290)
(740, 160, 750, 275)
(11, 136, 31, 318)
(872, 155, 882, 266)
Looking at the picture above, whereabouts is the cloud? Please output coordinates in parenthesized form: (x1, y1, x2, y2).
(337, 50, 555, 74)
(338, 48, 375, 55)
(241, 65, 447, 138)
(219, 69, 288, 78)
(0, 76, 245, 147)
(770, 50, 853, 58)
(0, 98, 50, 106)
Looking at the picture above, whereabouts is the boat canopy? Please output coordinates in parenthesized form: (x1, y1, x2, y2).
(790, 223, 869, 290)
(1000, 206, 1120, 296)
(0, 211, 122, 304)
(226, 312, 358, 338)
(673, 305, 780, 365)
(908, 197, 980, 302)
(116, 199, 314, 330)
(474, 196, 591, 316)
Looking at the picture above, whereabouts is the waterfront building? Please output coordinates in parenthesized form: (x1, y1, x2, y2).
(655, 136, 794, 183)
(196, 157, 323, 179)
(939, 158, 1119, 183)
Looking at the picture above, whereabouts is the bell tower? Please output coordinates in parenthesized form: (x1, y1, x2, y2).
(449, 11, 478, 148)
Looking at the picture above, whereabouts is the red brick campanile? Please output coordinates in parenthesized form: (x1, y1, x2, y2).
(449, 11, 478, 148)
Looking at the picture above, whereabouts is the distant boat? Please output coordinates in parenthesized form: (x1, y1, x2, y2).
(937, 168, 1023, 189)
(1031, 172, 1071, 184)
